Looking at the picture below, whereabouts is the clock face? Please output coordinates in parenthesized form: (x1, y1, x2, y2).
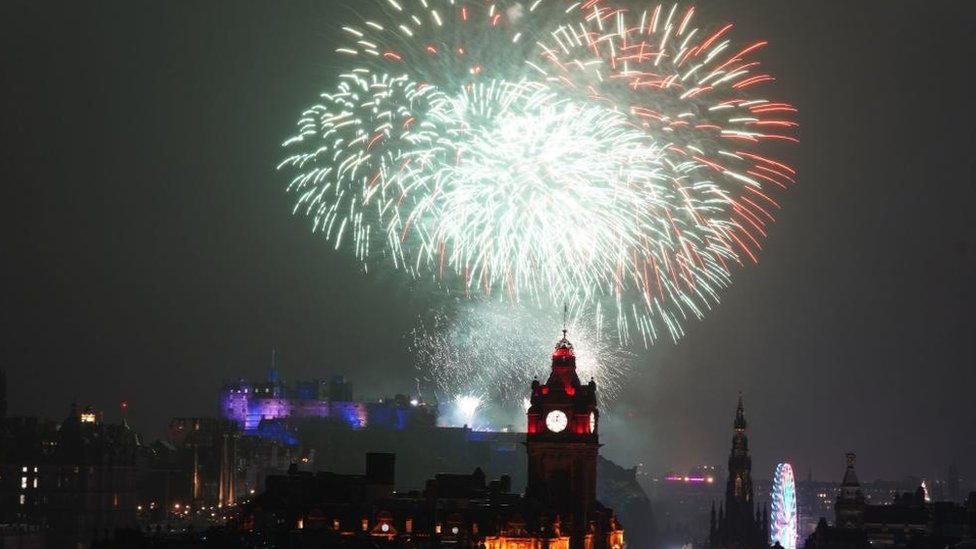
(589, 412, 596, 432)
(546, 410, 568, 433)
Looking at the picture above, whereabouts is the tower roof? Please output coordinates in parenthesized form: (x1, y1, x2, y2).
(546, 330, 581, 389)
(551, 329, 575, 360)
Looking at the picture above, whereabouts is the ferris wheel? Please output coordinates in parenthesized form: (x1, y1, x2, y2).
(770, 462, 798, 549)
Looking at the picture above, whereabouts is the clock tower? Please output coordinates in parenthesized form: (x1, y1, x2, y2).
(526, 330, 600, 548)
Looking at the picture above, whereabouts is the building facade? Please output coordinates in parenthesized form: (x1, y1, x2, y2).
(0, 405, 141, 548)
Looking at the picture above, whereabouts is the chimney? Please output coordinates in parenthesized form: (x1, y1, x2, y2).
(365, 453, 395, 501)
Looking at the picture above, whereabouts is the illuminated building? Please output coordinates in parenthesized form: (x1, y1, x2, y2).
(0, 403, 141, 548)
(664, 466, 718, 485)
(239, 331, 625, 549)
(526, 330, 622, 549)
(220, 358, 435, 434)
(243, 453, 568, 548)
(164, 417, 243, 508)
(79, 405, 97, 424)
(804, 453, 976, 549)
(710, 394, 769, 549)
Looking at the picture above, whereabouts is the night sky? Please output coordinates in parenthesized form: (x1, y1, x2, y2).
(2, 1, 974, 484)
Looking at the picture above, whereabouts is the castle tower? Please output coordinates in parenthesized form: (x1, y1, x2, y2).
(525, 330, 600, 549)
(835, 453, 865, 529)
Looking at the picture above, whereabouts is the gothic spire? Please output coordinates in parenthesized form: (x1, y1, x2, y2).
(734, 392, 747, 431)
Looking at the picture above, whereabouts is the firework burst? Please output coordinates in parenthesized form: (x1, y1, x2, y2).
(410, 303, 633, 409)
(280, 0, 797, 344)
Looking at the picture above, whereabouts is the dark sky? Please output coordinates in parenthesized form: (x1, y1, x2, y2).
(2, 1, 974, 485)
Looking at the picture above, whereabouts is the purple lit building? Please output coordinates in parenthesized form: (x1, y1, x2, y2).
(219, 360, 431, 436)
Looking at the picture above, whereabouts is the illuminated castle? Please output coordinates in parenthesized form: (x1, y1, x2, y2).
(219, 352, 435, 435)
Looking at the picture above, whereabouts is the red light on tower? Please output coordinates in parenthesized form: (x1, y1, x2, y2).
(551, 344, 574, 360)
(121, 401, 129, 410)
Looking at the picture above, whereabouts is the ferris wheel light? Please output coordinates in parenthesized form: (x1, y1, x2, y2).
(770, 462, 798, 549)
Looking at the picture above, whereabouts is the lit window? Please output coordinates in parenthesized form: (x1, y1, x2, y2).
(21, 477, 27, 489)
(22, 466, 27, 473)
(33, 478, 38, 489)
(19, 494, 25, 505)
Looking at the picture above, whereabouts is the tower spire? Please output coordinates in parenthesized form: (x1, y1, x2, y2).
(717, 392, 759, 549)
(734, 392, 746, 431)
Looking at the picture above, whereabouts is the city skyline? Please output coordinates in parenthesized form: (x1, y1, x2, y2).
(2, 0, 975, 487)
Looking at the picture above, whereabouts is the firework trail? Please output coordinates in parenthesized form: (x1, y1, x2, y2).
(280, 1, 797, 344)
(410, 303, 633, 410)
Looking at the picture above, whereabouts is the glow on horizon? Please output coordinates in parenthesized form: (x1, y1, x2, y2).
(664, 474, 715, 484)
(455, 394, 482, 428)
